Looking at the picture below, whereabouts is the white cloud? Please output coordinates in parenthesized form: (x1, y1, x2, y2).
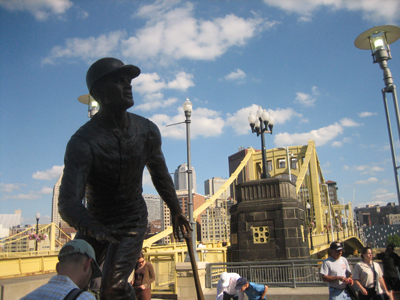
(150, 107, 224, 139)
(32, 165, 63, 180)
(38, 187, 53, 194)
(355, 177, 379, 185)
(358, 112, 377, 118)
(6, 193, 41, 200)
(224, 69, 246, 82)
(332, 137, 351, 147)
(274, 117, 360, 147)
(340, 118, 361, 127)
(43, 31, 127, 64)
(226, 104, 303, 135)
(294, 86, 319, 107)
(372, 193, 397, 201)
(132, 71, 194, 112)
(373, 188, 388, 194)
(43, 2, 277, 64)
(262, 0, 400, 23)
(274, 122, 343, 147)
(344, 164, 385, 175)
(0, 183, 20, 193)
(0, 0, 73, 20)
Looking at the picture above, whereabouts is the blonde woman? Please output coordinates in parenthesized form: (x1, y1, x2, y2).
(353, 247, 392, 300)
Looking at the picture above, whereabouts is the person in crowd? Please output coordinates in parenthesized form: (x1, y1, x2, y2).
(377, 244, 400, 293)
(58, 57, 190, 300)
(320, 241, 354, 300)
(21, 240, 102, 300)
(353, 246, 392, 300)
(130, 252, 155, 300)
(216, 272, 244, 300)
(234, 277, 268, 300)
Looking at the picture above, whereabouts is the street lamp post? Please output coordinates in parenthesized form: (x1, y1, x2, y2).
(306, 202, 313, 250)
(248, 106, 275, 179)
(35, 211, 40, 252)
(182, 98, 200, 262)
(78, 94, 99, 118)
(355, 25, 400, 205)
(325, 209, 330, 243)
(323, 184, 335, 242)
(339, 197, 348, 238)
(278, 146, 293, 182)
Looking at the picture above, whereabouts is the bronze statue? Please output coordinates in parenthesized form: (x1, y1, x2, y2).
(59, 57, 191, 300)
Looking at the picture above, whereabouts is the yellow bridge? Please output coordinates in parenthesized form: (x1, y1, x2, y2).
(0, 139, 363, 283)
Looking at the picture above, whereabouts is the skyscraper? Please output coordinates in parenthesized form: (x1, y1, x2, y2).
(173, 163, 196, 193)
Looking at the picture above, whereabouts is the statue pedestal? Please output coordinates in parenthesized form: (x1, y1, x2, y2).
(229, 178, 310, 261)
(176, 262, 207, 300)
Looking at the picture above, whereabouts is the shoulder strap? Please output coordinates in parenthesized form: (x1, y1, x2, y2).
(63, 288, 84, 300)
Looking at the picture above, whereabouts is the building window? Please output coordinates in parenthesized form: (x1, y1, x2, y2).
(267, 160, 273, 171)
(291, 157, 297, 169)
(278, 158, 285, 168)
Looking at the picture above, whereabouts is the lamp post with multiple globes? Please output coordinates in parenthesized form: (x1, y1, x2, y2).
(248, 106, 275, 179)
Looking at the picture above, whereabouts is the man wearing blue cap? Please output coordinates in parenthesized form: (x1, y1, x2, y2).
(58, 57, 191, 300)
(235, 277, 268, 300)
(21, 240, 102, 299)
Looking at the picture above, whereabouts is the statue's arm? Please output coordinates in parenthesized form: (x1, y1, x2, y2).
(59, 136, 120, 244)
(146, 122, 191, 239)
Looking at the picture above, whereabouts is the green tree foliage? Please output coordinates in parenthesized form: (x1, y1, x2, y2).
(386, 234, 400, 248)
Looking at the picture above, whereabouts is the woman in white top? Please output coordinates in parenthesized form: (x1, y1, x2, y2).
(353, 247, 392, 300)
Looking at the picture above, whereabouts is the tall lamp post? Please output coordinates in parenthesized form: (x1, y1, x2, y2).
(306, 202, 313, 250)
(278, 146, 293, 182)
(35, 211, 40, 252)
(78, 94, 99, 118)
(325, 209, 330, 243)
(339, 197, 348, 238)
(355, 25, 400, 205)
(248, 106, 275, 179)
(322, 184, 335, 242)
(182, 97, 198, 261)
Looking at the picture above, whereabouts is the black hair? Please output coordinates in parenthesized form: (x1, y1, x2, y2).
(360, 246, 372, 260)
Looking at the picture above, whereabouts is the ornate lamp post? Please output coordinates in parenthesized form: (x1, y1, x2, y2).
(182, 97, 198, 260)
(325, 209, 330, 244)
(78, 94, 99, 118)
(35, 211, 40, 252)
(339, 197, 348, 238)
(248, 106, 275, 179)
(306, 202, 313, 250)
(355, 25, 400, 204)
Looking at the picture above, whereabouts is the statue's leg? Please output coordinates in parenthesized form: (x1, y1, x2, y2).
(100, 235, 143, 300)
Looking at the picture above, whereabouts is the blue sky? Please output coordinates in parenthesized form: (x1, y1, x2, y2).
(1, 0, 400, 226)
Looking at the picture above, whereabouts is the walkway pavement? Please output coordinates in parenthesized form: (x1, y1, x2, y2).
(1, 272, 330, 300)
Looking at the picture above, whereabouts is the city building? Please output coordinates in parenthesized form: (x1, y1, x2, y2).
(143, 194, 161, 223)
(355, 203, 400, 226)
(174, 163, 196, 193)
(161, 191, 205, 244)
(204, 177, 231, 198)
(388, 214, 400, 225)
(325, 180, 339, 205)
(202, 177, 232, 242)
(0, 209, 22, 231)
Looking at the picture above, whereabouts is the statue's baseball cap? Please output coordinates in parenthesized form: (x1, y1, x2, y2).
(86, 57, 141, 93)
(235, 277, 248, 289)
(330, 241, 343, 251)
(59, 239, 102, 279)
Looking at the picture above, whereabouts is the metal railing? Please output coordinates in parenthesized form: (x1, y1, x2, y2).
(206, 258, 361, 288)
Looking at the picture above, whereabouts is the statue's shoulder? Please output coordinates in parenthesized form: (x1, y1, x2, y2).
(72, 117, 101, 141)
(128, 112, 159, 131)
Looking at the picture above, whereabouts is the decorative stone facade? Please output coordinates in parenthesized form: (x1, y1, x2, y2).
(229, 178, 310, 261)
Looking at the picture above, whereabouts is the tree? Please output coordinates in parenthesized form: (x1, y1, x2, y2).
(386, 234, 400, 248)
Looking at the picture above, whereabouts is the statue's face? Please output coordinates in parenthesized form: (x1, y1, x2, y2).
(99, 73, 134, 110)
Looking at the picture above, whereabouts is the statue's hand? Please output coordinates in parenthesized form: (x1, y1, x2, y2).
(172, 212, 192, 241)
(86, 221, 120, 245)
